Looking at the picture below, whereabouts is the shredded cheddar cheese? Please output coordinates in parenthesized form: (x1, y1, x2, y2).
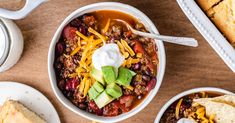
(121, 39, 135, 57)
(83, 78, 91, 98)
(68, 73, 77, 78)
(76, 31, 88, 40)
(122, 58, 140, 68)
(74, 28, 105, 97)
(188, 105, 215, 123)
(102, 19, 110, 34)
(70, 47, 80, 56)
(79, 77, 86, 93)
(209, 114, 215, 123)
(88, 27, 106, 44)
(175, 98, 183, 119)
(125, 85, 134, 91)
(117, 41, 125, 54)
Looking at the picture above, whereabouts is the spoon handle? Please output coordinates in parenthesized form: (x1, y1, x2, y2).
(132, 30, 198, 47)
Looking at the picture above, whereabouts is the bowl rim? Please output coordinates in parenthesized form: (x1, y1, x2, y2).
(48, 2, 166, 122)
(154, 87, 234, 123)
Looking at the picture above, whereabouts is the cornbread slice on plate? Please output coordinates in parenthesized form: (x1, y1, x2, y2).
(209, 0, 235, 46)
(0, 100, 46, 123)
(197, 0, 221, 11)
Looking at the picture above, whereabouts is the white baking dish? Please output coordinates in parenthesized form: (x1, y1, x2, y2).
(177, 0, 235, 73)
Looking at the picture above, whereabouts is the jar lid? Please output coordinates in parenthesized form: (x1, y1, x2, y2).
(0, 20, 10, 66)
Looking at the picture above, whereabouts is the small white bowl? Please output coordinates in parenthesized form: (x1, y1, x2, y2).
(154, 87, 234, 123)
(48, 2, 166, 123)
(0, 17, 24, 72)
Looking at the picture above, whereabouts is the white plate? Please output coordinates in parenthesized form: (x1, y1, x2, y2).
(177, 0, 235, 73)
(0, 81, 60, 123)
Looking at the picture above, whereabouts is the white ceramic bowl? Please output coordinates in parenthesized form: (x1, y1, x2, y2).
(154, 87, 234, 123)
(0, 17, 23, 72)
(48, 2, 166, 122)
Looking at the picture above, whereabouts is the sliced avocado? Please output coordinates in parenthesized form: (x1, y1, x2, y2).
(101, 66, 116, 84)
(106, 83, 123, 98)
(94, 91, 114, 108)
(93, 81, 104, 93)
(88, 87, 100, 100)
(91, 67, 105, 85)
(129, 70, 137, 76)
(116, 67, 133, 86)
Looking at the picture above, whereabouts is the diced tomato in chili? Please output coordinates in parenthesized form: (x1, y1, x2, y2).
(147, 60, 156, 74)
(88, 101, 103, 116)
(63, 26, 77, 41)
(119, 95, 134, 108)
(151, 52, 158, 62)
(133, 40, 145, 54)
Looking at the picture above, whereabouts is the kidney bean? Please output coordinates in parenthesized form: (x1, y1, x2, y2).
(144, 68, 151, 76)
(96, 109, 103, 116)
(70, 18, 82, 27)
(133, 63, 141, 70)
(78, 103, 87, 110)
(65, 78, 79, 91)
(146, 78, 156, 92)
(65, 91, 73, 98)
(79, 25, 86, 35)
(142, 75, 151, 82)
(57, 79, 65, 90)
(56, 42, 64, 55)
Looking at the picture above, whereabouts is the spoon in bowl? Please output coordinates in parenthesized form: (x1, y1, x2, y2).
(113, 19, 198, 47)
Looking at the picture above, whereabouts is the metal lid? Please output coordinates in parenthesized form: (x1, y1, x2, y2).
(0, 20, 10, 66)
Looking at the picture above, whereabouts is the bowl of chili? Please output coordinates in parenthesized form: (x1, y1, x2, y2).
(48, 2, 166, 122)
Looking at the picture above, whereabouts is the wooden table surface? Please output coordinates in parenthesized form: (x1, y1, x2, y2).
(0, 0, 234, 123)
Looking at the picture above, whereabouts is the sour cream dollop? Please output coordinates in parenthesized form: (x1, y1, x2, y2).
(92, 43, 125, 70)
(177, 118, 196, 123)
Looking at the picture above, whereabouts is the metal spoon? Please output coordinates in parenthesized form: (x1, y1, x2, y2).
(113, 19, 198, 47)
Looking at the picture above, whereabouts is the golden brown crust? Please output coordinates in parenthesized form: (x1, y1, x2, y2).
(0, 100, 46, 123)
(210, 0, 235, 44)
(197, 0, 235, 47)
(197, 0, 221, 11)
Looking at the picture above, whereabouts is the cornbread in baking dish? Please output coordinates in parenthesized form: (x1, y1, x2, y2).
(0, 100, 46, 123)
(197, 0, 235, 47)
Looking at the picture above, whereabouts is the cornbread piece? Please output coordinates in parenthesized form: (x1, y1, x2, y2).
(197, 0, 221, 11)
(209, 0, 235, 45)
(0, 100, 46, 123)
(194, 98, 235, 123)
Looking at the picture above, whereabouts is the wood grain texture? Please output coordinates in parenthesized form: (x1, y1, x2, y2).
(0, 0, 234, 123)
